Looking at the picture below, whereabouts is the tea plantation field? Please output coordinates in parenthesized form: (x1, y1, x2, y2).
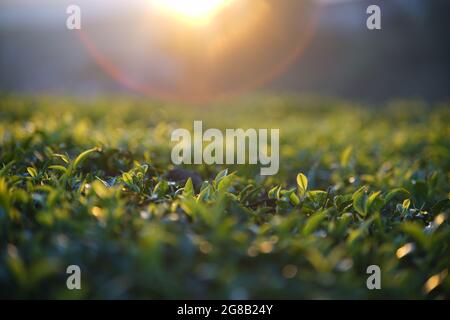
(0, 95, 449, 299)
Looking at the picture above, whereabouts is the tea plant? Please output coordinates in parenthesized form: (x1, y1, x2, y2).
(0, 95, 449, 299)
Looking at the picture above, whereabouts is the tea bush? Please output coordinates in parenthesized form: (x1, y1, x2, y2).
(0, 95, 448, 299)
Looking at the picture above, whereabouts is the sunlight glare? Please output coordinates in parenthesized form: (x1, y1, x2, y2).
(150, 0, 233, 23)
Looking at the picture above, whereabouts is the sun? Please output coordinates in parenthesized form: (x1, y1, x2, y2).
(150, 0, 233, 23)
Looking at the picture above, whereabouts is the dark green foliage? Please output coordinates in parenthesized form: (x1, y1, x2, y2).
(0, 96, 449, 299)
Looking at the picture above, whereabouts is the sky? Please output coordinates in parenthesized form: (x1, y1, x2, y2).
(0, 0, 448, 103)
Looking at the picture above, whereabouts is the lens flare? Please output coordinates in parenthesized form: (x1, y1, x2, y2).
(150, 0, 233, 23)
(77, 1, 319, 103)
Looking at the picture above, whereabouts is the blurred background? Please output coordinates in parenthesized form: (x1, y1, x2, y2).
(0, 0, 449, 103)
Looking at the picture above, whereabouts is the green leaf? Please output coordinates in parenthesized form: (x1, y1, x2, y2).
(297, 173, 308, 197)
(197, 185, 211, 203)
(307, 190, 328, 206)
(334, 194, 352, 211)
(340, 146, 353, 167)
(402, 199, 411, 210)
(153, 180, 169, 197)
(27, 167, 37, 178)
(365, 191, 383, 214)
(72, 147, 99, 170)
(352, 186, 368, 216)
(385, 188, 410, 204)
(122, 172, 133, 185)
(289, 192, 300, 206)
(0, 161, 15, 177)
(303, 211, 326, 236)
(48, 165, 67, 173)
(183, 178, 194, 197)
(0, 177, 11, 210)
(217, 172, 235, 192)
(53, 153, 69, 164)
(214, 169, 228, 185)
(268, 186, 279, 199)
